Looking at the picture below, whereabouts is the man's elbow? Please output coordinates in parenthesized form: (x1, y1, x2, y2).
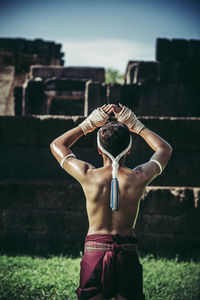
(167, 143, 173, 156)
(163, 143, 173, 161)
(50, 139, 58, 153)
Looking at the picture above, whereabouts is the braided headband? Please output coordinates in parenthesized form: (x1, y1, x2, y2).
(97, 129, 132, 212)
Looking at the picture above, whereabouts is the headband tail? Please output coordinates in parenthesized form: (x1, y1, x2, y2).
(110, 178, 119, 212)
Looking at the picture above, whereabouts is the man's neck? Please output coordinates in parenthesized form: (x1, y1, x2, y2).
(102, 155, 125, 167)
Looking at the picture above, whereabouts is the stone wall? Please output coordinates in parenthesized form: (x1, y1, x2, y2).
(106, 83, 200, 117)
(0, 115, 199, 186)
(0, 182, 199, 255)
(0, 38, 64, 73)
(0, 115, 200, 255)
(122, 38, 200, 117)
(18, 66, 105, 116)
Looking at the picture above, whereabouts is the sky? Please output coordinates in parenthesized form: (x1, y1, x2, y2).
(0, 0, 200, 73)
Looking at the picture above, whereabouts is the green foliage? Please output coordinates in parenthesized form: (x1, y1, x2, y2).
(0, 254, 199, 300)
(105, 68, 124, 84)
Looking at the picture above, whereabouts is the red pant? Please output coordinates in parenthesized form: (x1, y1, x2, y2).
(76, 234, 145, 300)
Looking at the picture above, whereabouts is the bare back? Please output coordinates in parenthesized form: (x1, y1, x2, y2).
(81, 165, 147, 237)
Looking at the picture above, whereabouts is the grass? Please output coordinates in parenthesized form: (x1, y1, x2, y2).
(0, 254, 199, 300)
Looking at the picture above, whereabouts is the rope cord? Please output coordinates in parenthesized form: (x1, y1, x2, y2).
(97, 130, 132, 211)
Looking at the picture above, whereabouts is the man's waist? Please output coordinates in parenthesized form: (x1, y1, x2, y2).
(85, 233, 138, 245)
(85, 240, 138, 253)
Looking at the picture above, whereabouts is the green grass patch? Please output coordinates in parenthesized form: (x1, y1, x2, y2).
(0, 255, 199, 300)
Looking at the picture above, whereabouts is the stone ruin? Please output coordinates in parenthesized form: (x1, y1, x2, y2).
(0, 37, 200, 256)
(0, 38, 64, 115)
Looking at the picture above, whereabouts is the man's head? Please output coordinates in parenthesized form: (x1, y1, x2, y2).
(98, 120, 132, 158)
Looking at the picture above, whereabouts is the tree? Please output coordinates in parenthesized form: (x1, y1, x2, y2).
(105, 68, 124, 84)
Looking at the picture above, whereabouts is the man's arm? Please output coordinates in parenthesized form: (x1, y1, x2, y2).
(50, 126, 95, 184)
(111, 104, 173, 184)
(135, 127, 173, 184)
(50, 104, 112, 183)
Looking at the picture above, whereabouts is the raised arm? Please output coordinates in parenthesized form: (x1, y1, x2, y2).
(50, 105, 112, 183)
(111, 104, 173, 184)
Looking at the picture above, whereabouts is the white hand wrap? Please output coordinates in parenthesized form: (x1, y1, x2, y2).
(115, 106, 145, 134)
(79, 108, 109, 135)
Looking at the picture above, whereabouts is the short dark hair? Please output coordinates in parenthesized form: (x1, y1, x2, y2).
(98, 120, 131, 157)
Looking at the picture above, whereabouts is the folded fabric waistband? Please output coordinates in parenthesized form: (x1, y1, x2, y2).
(85, 233, 138, 244)
(85, 241, 137, 253)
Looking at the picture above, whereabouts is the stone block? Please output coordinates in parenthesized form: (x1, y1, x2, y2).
(1, 209, 32, 231)
(45, 78, 86, 91)
(169, 118, 200, 151)
(167, 151, 200, 187)
(3, 230, 30, 253)
(27, 230, 86, 255)
(171, 39, 189, 62)
(0, 180, 86, 211)
(0, 144, 101, 180)
(124, 61, 159, 85)
(28, 211, 64, 231)
(34, 181, 86, 211)
(0, 146, 66, 180)
(14, 86, 23, 116)
(157, 83, 180, 114)
(140, 187, 195, 215)
(24, 80, 46, 115)
(48, 98, 84, 116)
(135, 214, 183, 234)
(156, 38, 171, 62)
(137, 62, 160, 84)
(84, 81, 104, 116)
(107, 84, 122, 104)
(121, 84, 140, 108)
(138, 83, 159, 114)
(179, 62, 196, 85)
(0, 116, 39, 146)
(140, 117, 171, 142)
(188, 40, 200, 62)
(38, 115, 75, 146)
(136, 231, 200, 254)
(178, 85, 200, 116)
(159, 62, 182, 84)
(181, 213, 200, 234)
(124, 61, 139, 84)
(0, 182, 35, 209)
(30, 66, 105, 82)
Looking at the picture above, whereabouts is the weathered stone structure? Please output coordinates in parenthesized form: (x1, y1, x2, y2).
(0, 37, 200, 256)
(123, 38, 200, 117)
(0, 38, 64, 115)
(20, 66, 105, 116)
(0, 38, 64, 73)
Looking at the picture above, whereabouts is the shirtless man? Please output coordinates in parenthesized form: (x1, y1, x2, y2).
(50, 104, 172, 300)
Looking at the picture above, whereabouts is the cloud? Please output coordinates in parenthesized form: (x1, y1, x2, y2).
(61, 39, 154, 73)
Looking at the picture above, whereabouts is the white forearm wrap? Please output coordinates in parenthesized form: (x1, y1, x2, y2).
(115, 106, 145, 134)
(79, 108, 109, 135)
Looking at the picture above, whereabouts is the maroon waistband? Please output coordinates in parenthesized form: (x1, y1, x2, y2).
(85, 233, 138, 244)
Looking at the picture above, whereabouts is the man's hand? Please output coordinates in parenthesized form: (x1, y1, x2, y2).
(79, 105, 108, 135)
(108, 103, 145, 134)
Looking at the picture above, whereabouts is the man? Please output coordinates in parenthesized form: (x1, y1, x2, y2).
(50, 104, 172, 300)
